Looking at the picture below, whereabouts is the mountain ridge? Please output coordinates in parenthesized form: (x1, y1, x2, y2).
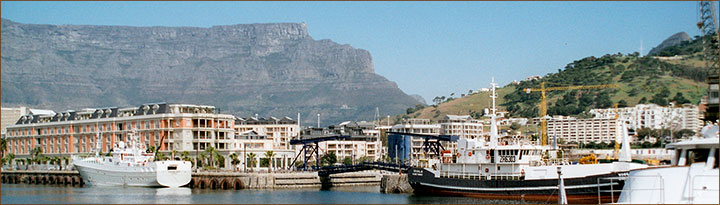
(1, 18, 420, 126)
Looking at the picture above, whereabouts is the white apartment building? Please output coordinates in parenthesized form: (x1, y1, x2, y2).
(234, 116, 299, 150)
(439, 115, 483, 140)
(232, 116, 299, 171)
(546, 116, 618, 143)
(589, 103, 702, 132)
(229, 130, 295, 172)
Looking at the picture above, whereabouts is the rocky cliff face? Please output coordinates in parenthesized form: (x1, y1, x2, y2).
(1, 19, 420, 125)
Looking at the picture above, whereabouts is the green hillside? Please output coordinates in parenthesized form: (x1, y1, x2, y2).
(396, 35, 711, 122)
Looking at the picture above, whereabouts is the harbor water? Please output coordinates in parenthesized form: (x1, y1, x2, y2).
(1, 183, 539, 204)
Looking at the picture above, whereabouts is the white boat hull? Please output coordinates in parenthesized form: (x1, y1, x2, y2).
(156, 161, 192, 187)
(73, 157, 192, 187)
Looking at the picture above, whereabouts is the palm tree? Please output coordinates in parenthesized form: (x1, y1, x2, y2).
(60, 156, 68, 171)
(157, 152, 169, 161)
(246, 153, 257, 172)
(198, 152, 207, 169)
(7, 153, 15, 170)
(51, 156, 60, 170)
(264, 151, 276, 172)
(1, 137, 7, 159)
(229, 153, 240, 171)
(204, 146, 216, 168)
(170, 150, 177, 160)
(213, 151, 224, 169)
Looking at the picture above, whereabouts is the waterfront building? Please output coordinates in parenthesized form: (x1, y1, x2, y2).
(230, 130, 295, 172)
(589, 103, 702, 132)
(4, 103, 235, 163)
(546, 116, 618, 143)
(231, 116, 299, 171)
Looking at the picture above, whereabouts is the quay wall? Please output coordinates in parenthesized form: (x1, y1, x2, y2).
(190, 170, 383, 190)
(1, 170, 85, 187)
(2, 170, 383, 190)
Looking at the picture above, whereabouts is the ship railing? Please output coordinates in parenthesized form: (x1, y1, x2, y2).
(438, 169, 522, 180)
(598, 175, 664, 204)
(690, 174, 719, 203)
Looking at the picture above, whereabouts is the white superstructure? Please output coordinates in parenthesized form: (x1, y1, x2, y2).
(72, 130, 191, 187)
(616, 124, 719, 204)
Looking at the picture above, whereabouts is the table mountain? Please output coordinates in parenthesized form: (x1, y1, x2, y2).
(1, 18, 420, 126)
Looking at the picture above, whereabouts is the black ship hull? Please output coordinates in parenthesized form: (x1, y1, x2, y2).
(407, 168, 626, 204)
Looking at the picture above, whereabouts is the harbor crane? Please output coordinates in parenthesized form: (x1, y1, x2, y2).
(524, 82, 618, 146)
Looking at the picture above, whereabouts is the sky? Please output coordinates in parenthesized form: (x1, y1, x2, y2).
(0, 1, 706, 103)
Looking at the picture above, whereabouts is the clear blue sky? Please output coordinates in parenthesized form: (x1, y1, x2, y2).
(1, 1, 705, 103)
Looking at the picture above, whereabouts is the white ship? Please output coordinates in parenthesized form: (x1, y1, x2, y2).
(615, 124, 718, 204)
(72, 130, 192, 187)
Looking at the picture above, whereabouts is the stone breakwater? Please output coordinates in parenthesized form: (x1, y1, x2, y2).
(380, 174, 413, 193)
(1, 170, 383, 190)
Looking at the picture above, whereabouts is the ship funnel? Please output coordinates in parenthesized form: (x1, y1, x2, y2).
(618, 119, 632, 162)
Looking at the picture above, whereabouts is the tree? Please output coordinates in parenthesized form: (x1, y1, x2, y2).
(204, 146, 217, 168)
(321, 152, 337, 166)
(674, 129, 696, 139)
(617, 100, 628, 108)
(198, 152, 207, 168)
(509, 122, 521, 131)
(342, 156, 353, 165)
(264, 151, 276, 172)
(246, 153, 257, 172)
(156, 152, 168, 161)
(636, 128, 655, 141)
(30, 147, 43, 165)
(229, 153, 241, 171)
(5, 153, 15, 170)
(671, 92, 691, 105)
(649, 93, 668, 106)
(214, 152, 225, 169)
(638, 97, 647, 104)
(0, 137, 6, 159)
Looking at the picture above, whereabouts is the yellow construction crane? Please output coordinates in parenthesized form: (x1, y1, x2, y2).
(524, 82, 618, 146)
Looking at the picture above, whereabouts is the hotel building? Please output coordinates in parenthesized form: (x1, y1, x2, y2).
(4, 103, 235, 160)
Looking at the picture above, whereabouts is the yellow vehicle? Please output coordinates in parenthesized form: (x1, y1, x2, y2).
(578, 153, 598, 164)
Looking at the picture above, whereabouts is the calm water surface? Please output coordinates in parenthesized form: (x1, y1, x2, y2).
(1, 183, 537, 204)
